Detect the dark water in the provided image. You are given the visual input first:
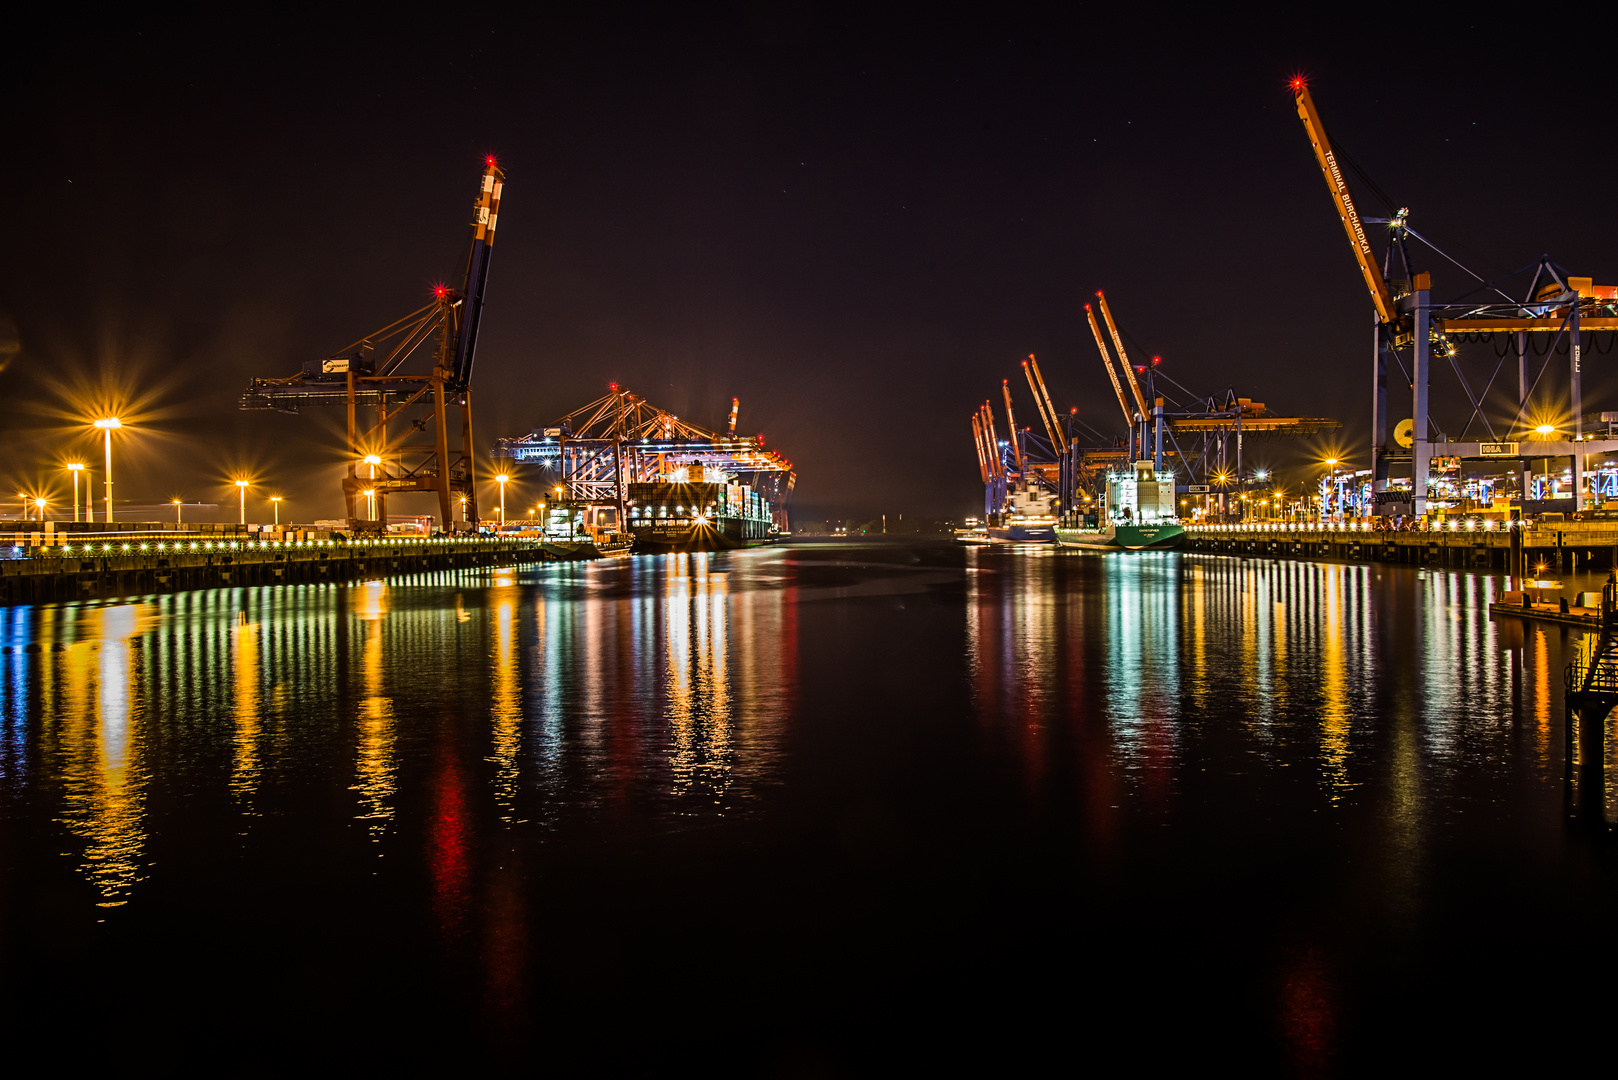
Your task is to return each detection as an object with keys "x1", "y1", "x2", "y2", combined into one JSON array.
[{"x1": 1, "y1": 540, "x2": 1615, "y2": 1072}]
